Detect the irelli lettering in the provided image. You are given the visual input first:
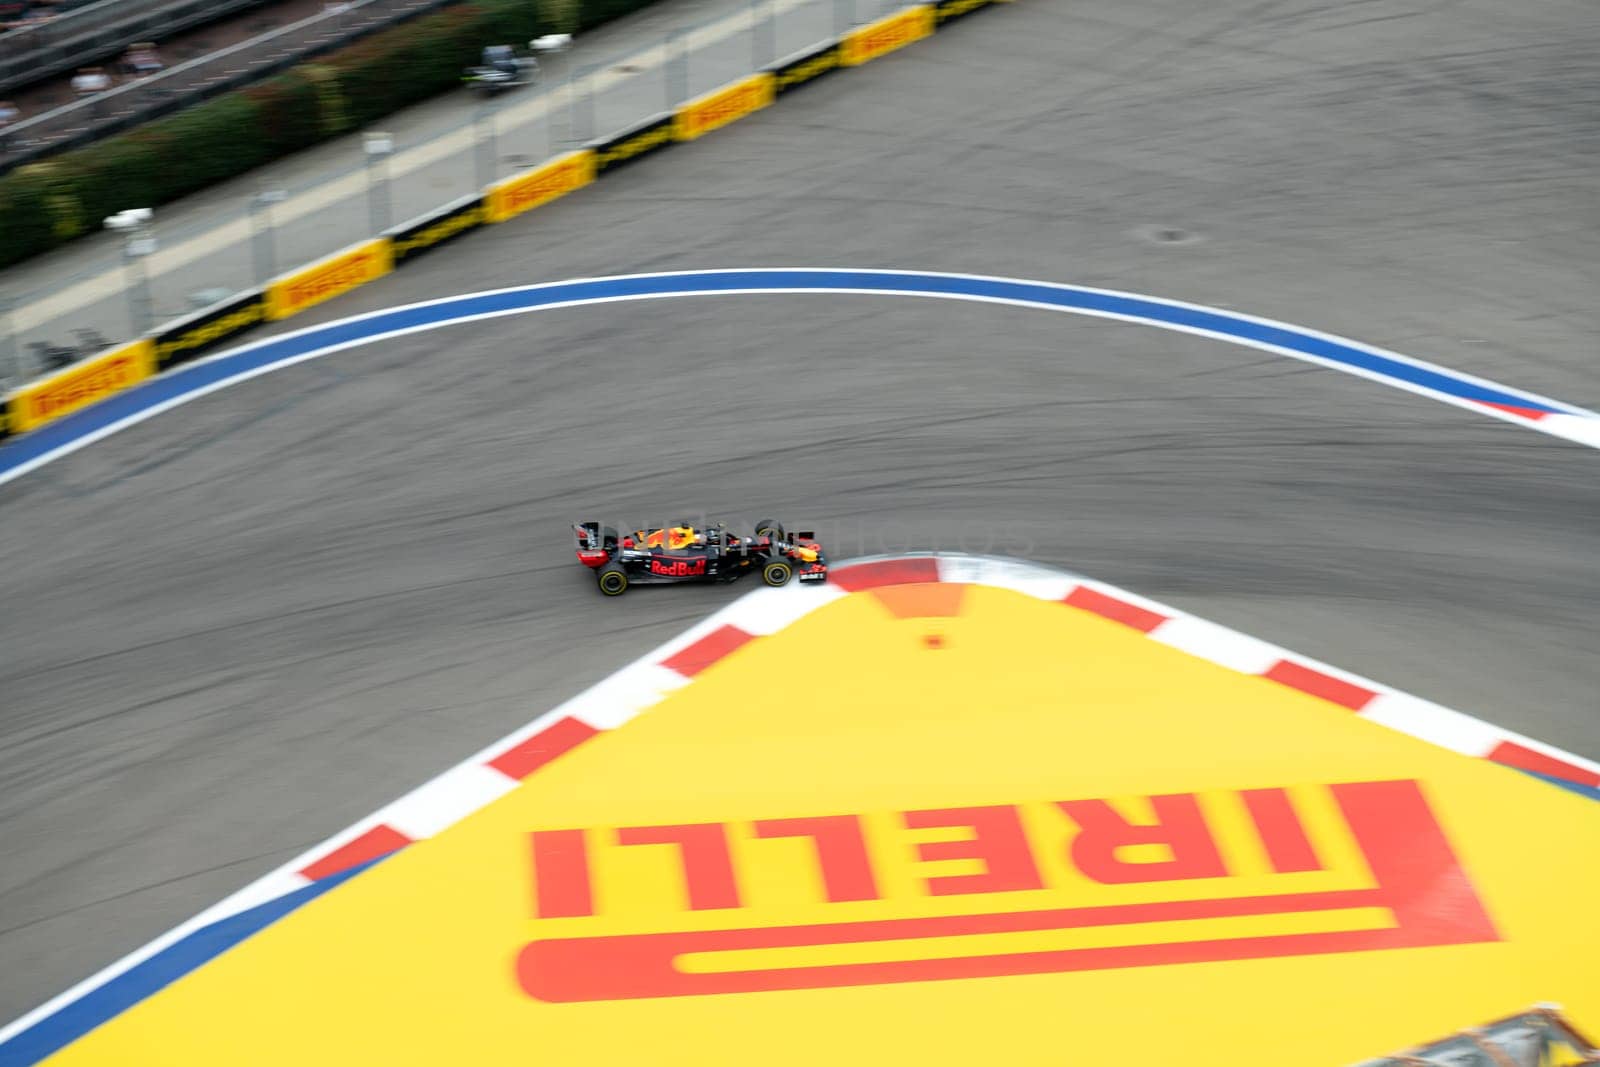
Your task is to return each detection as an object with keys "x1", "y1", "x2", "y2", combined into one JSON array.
[
  {"x1": 27, "y1": 353, "x2": 141, "y2": 421},
  {"x1": 517, "y1": 779, "x2": 1499, "y2": 1001}
]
